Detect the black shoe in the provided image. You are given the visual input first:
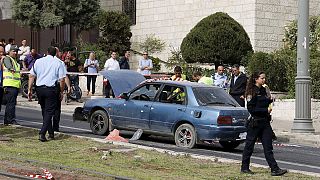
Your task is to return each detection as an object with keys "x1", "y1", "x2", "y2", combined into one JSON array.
[
  {"x1": 241, "y1": 169, "x2": 254, "y2": 174},
  {"x1": 53, "y1": 129, "x2": 60, "y2": 132},
  {"x1": 48, "y1": 134, "x2": 55, "y2": 140},
  {"x1": 39, "y1": 134, "x2": 47, "y2": 142},
  {"x1": 10, "y1": 121, "x2": 20, "y2": 125},
  {"x1": 271, "y1": 169, "x2": 287, "y2": 176}
]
